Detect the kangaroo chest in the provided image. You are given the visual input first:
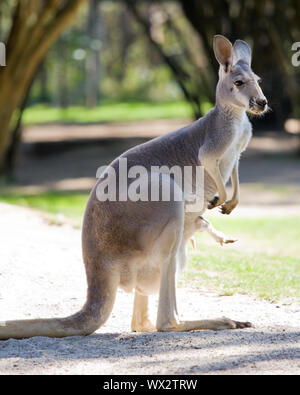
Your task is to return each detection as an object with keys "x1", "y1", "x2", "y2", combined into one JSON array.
[{"x1": 219, "y1": 119, "x2": 251, "y2": 183}]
